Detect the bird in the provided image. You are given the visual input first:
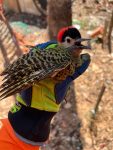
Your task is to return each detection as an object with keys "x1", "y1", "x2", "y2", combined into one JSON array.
[{"x1": 0, "y1": 27, "x2": 91, "y2": 100}]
